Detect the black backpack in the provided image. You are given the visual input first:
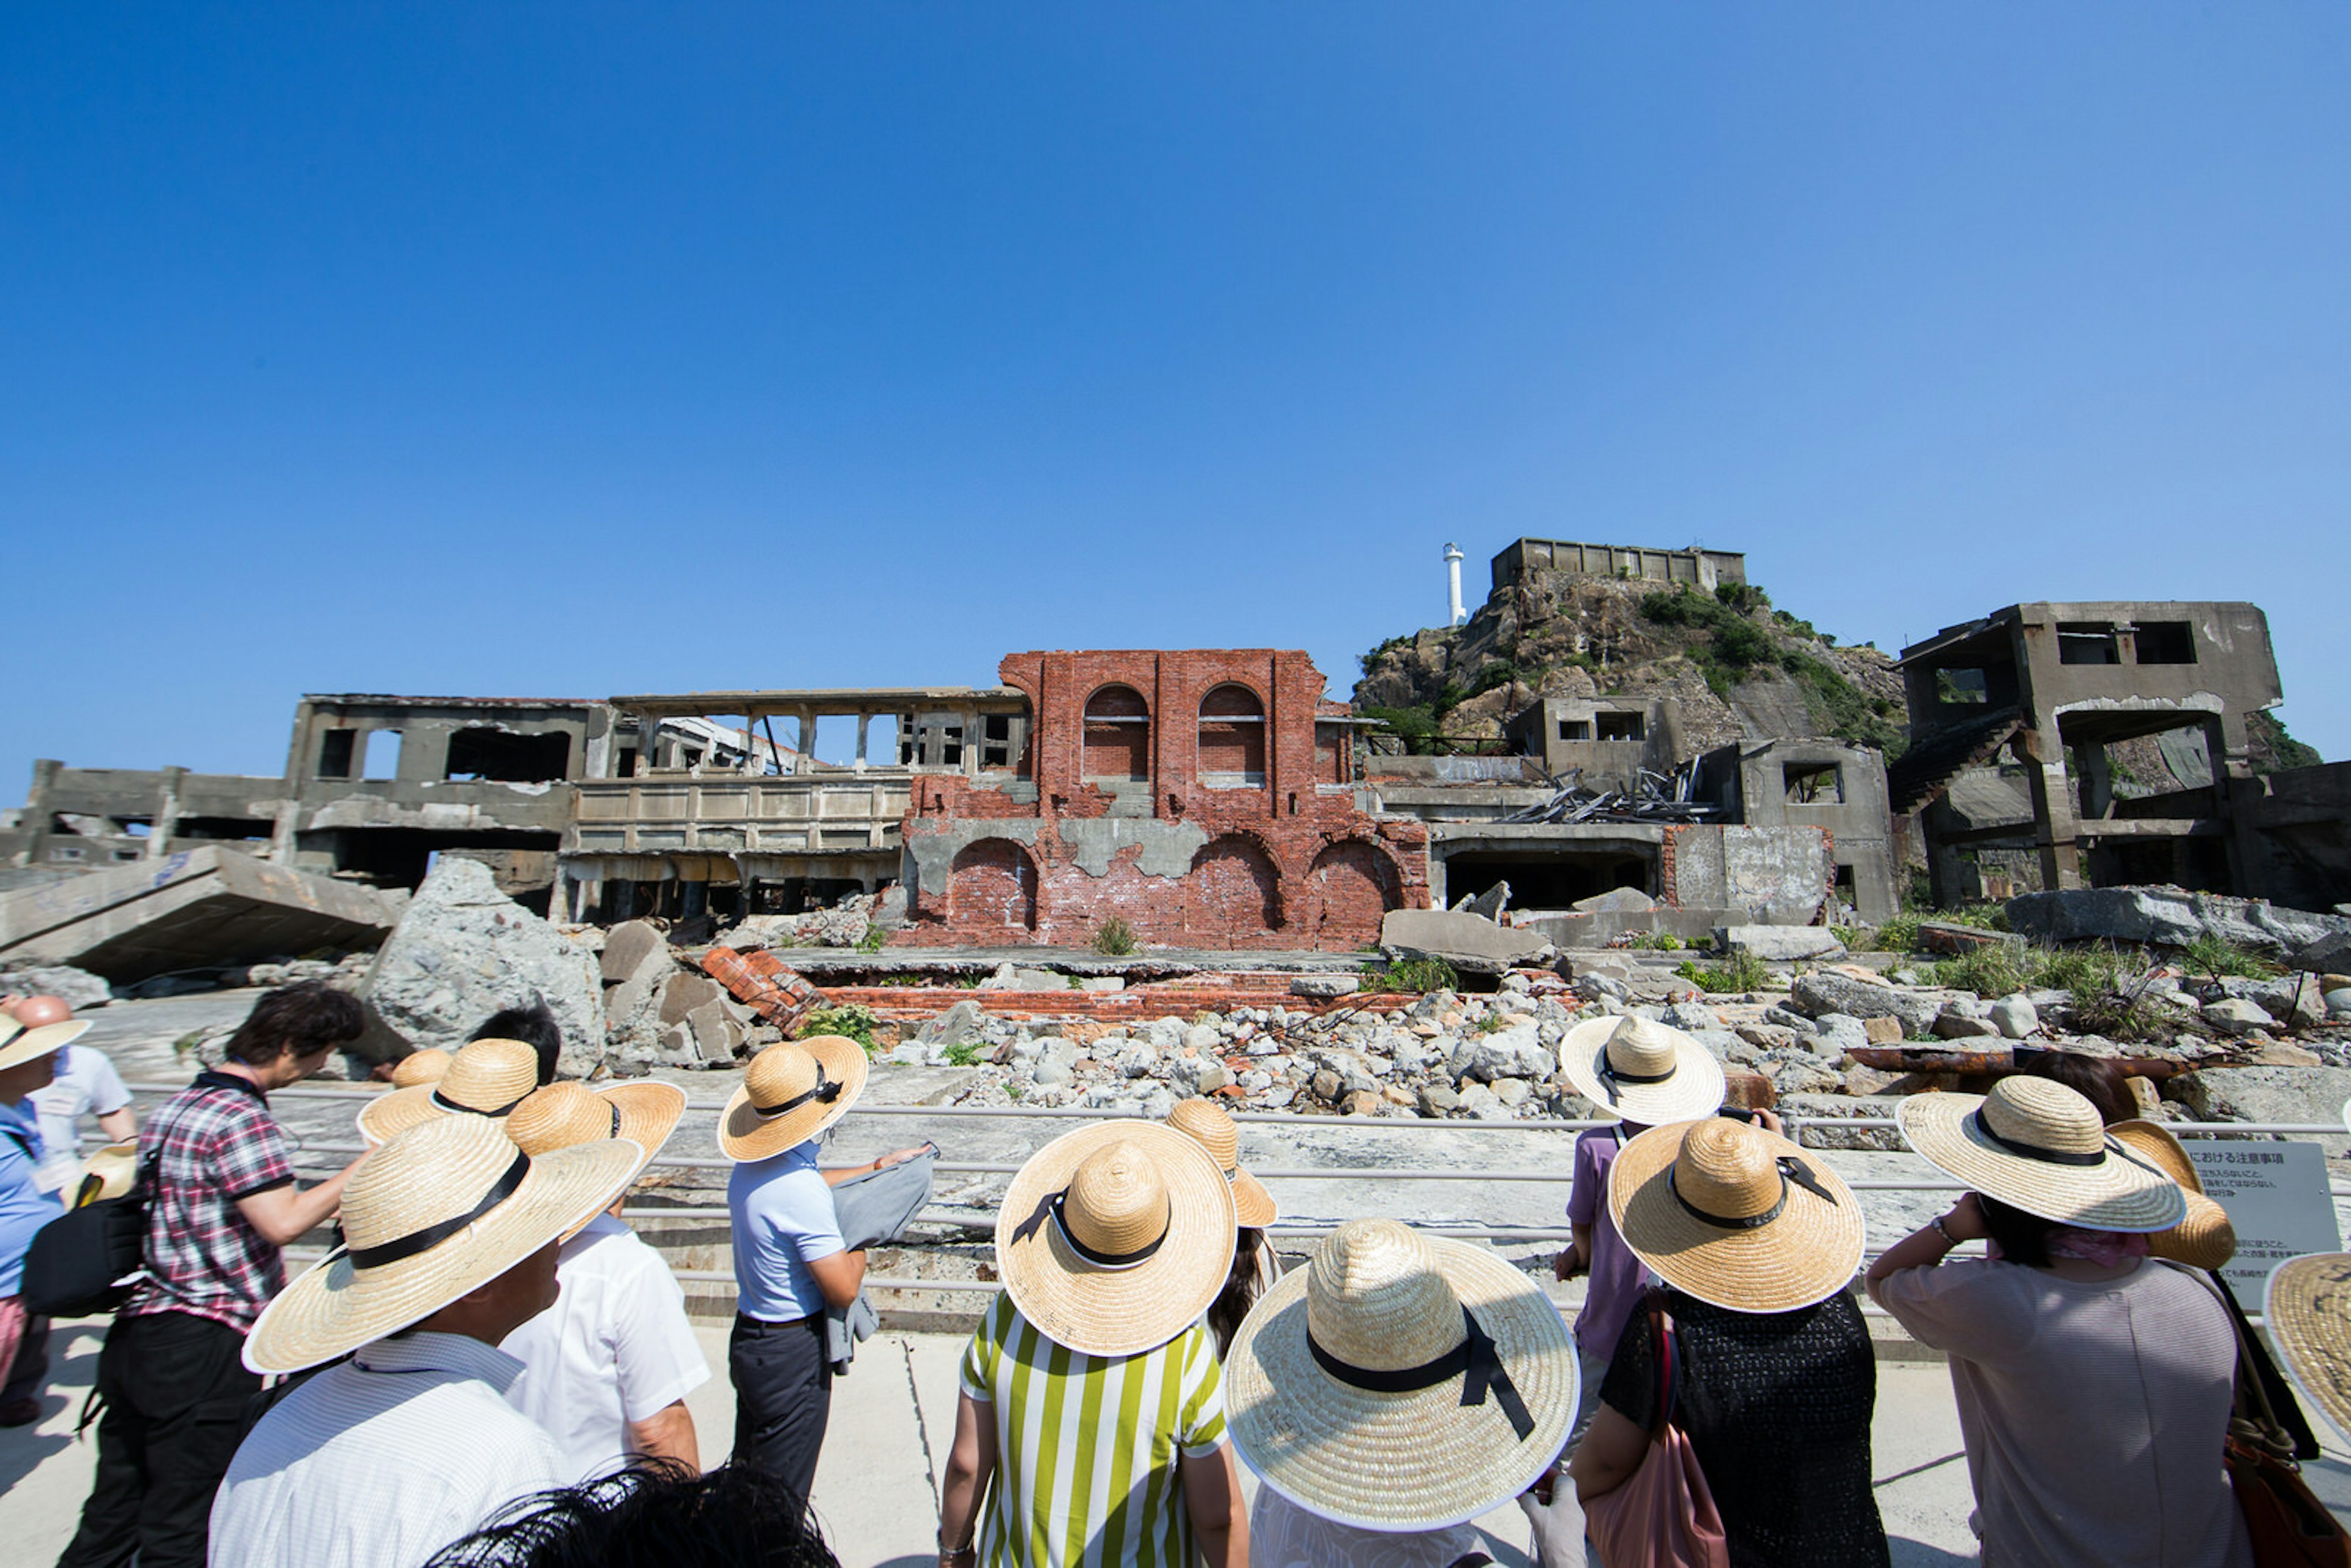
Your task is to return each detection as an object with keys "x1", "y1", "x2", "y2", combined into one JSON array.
[{"x1": 20, "y1": 1147, "x2": 156, "y2": 1318}]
